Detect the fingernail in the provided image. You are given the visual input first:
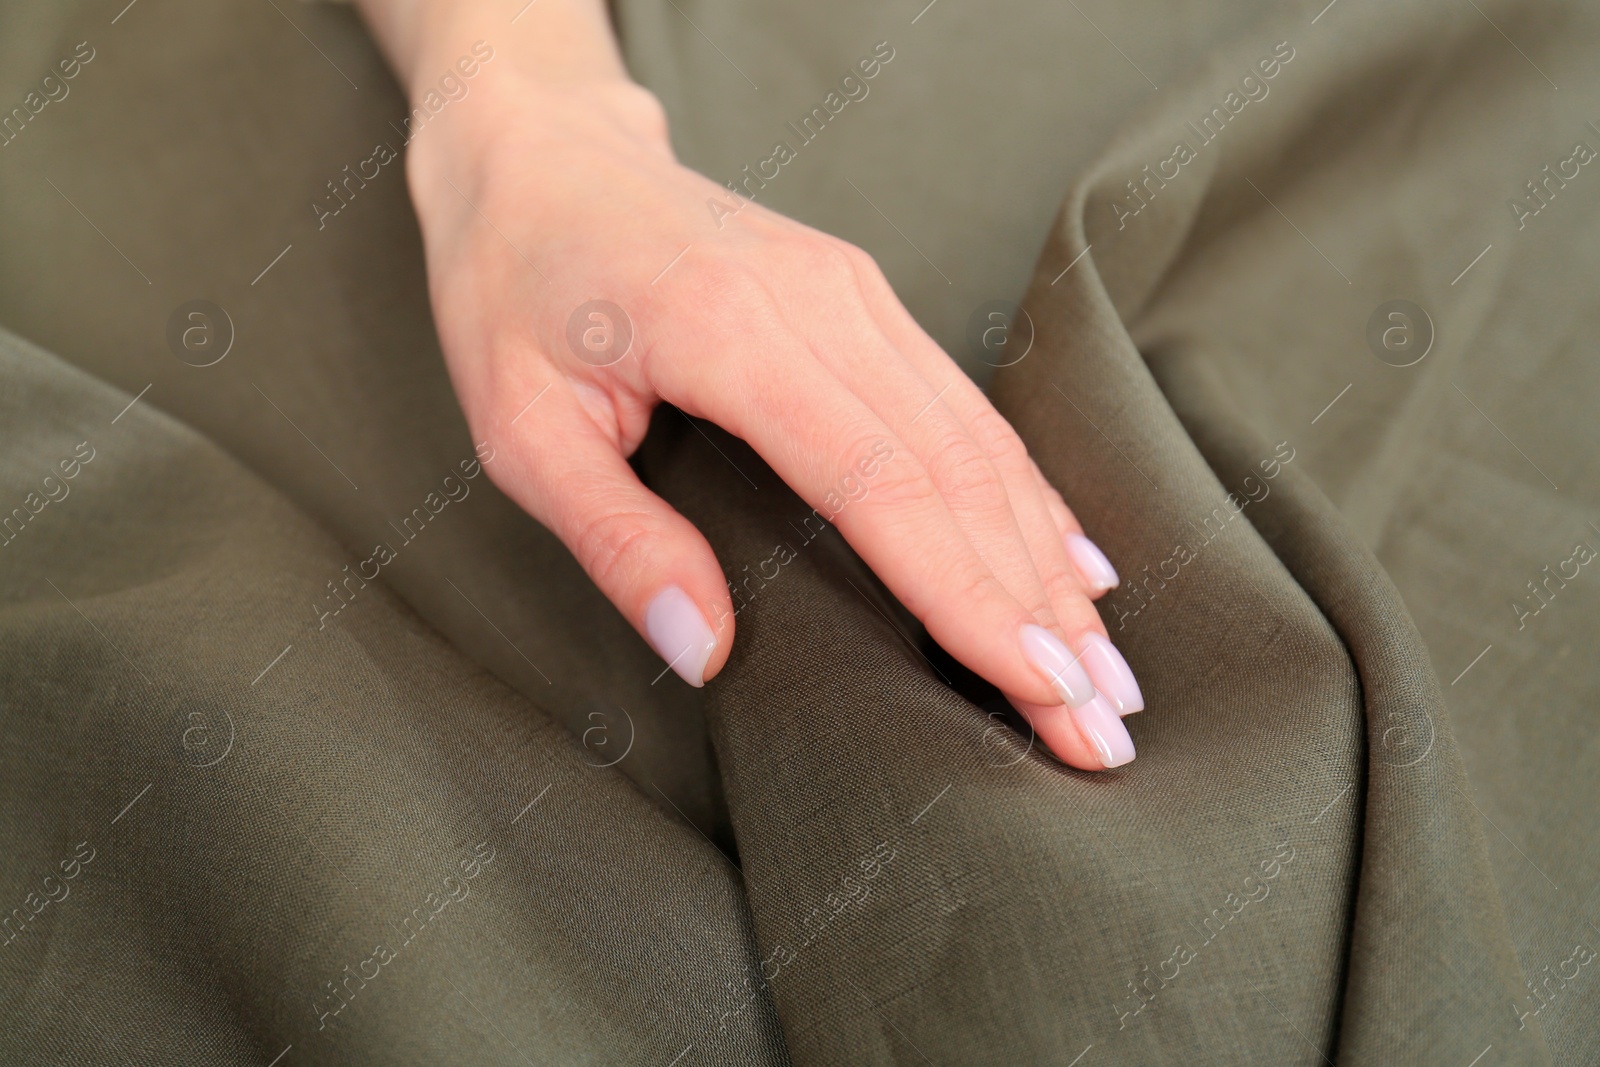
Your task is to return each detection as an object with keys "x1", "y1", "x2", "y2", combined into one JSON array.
[
  {"x1": 645, "y1": 586, "x2": 717, "y2": 687},
  {"x1": 1019, "y1": 623, "x2": 1095, "y2": 707},
  {"x1": 1065, "y1": 533, "x2": 1119, "y2": 593},
  {"x1": 1076, "y1": 632, "x2": 1144, "y2": 715},
  {"x1": 1072, "y1": 693, "x2": 1137, "y2": 768}
]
